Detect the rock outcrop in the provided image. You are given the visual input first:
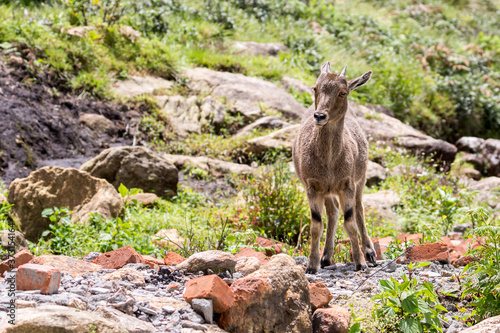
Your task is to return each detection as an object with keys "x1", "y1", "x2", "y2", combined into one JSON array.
[
  {"x1": 8, "y1": 166, "x2": 123, "y2": 241},
  {"x1": 219, "y1": 254, "x2": 312, "y2": 333},
  {"x1": 184, "y1": 68, "x2": 306, "y2": 119},
  {"x1": 230, "y1": 41, "x2": 289, "y2": 56},
  {"x1": 80, "y1": 146, "x2": 178, "y2": 198},
  {"x1": 163, "y1": 154, "x2": 254, "y2": 178}
]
